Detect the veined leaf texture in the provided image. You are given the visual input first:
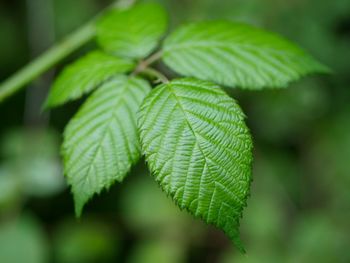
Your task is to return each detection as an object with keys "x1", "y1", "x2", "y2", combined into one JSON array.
[
  {"x1": 63, "y1": 76, "x2": 150, "y2": 216},
  {"x1": 97, "y1": 3, "x2": 168, "y2": 59},
  {"x1": 138, "y1": 78, "x2": 253, "y2": 251},
  {"x1": 46, "y1": 51, "x2": 134, "y2": 107},
  {"x1": 163, "y1": 21, "x2": 329, "y2": 89},
  {"x1": 42, "y1": 2, "x2": 329, "y2": 251}
]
